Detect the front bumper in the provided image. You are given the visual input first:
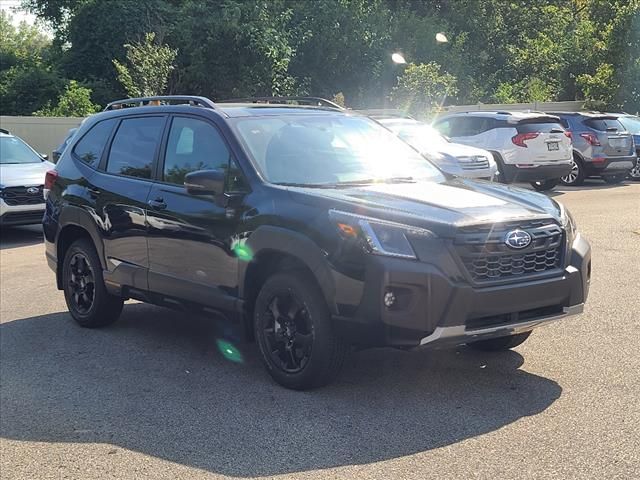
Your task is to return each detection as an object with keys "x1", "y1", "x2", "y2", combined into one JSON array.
[
  {"x1": 501, "y1": 163, "x2": 573, "y2": 183},
  {"x1": 332, "y1": 233, "x2": 591, "y2": 348},
  {"x1": 0, "y1": 199, "x2": 45, "y2": 226}
]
